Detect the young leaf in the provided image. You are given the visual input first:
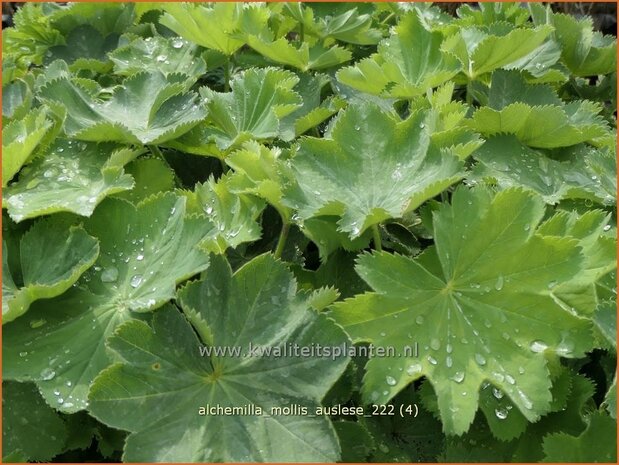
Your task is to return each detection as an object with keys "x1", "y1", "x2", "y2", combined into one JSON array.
[
  {"x1": 195, "y1": 175, "x2": 266, "y2": 254},
  {"x1": 113, "y1": 157, "x2": 176, "y2": 204},
  {"x1": 3, "y1": 382, "x2": 69, "y2": 462},
  {"x1": 285, "y1": 103, "x2": 463, "y2": 238},
  {"x1": 44, "y1": 25, "x2": 117, "y2": 73},
  {"x1": 226, "y1": 141, "x2": 293, "y2": 221},
  {"x1": 160, "y1": 3, "x2": 270, "y2": 56},
  {"x1": 3, "y1": 194, "x2": 210, "y2": 414},
  {"x1": 471, "y1": 135, "x2": 603, "y2": 204},
  {"x1": 337, "y1": 11, "x2": 460, "y2": 98},
  {"x1": 441, "y1": 24, "x2": 553, "y2": 78},
  {"x1": 331, "y1": 187, "x2": 593, "y2": 435},
  {"x1": 2, "y1": 107, "x2": 54, "y2": 187},
  {"x1": 467, "y1": 70, "x2": 610, "y2": 148},
  {"x1": 542, "y1": 412, "x2": 617, "y2": 462},
  {"x1": 172, "y1": 68, "x2": 302, "y2": 153},
  {"x1": 550, "y1": 12, "x2": 617, "y2": 77},
  {"x1": 89, "y1": 255, "x2": 350, "y2": 462},
  {"x1": 39, "y1": 69, "x2": 206, "y2": 145},
  {"x1": 4, "y1": 141, "x2": 143, "y2": 222},
  {"x1": 246, "y1": 35, "x2": 352, "y2": 72},
  {"x1": 3, "y1": 220, "x2": 99, "y2": 324},
  {"x1": 3, "y1": 77, "x2": 33, "y2": 122}
]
